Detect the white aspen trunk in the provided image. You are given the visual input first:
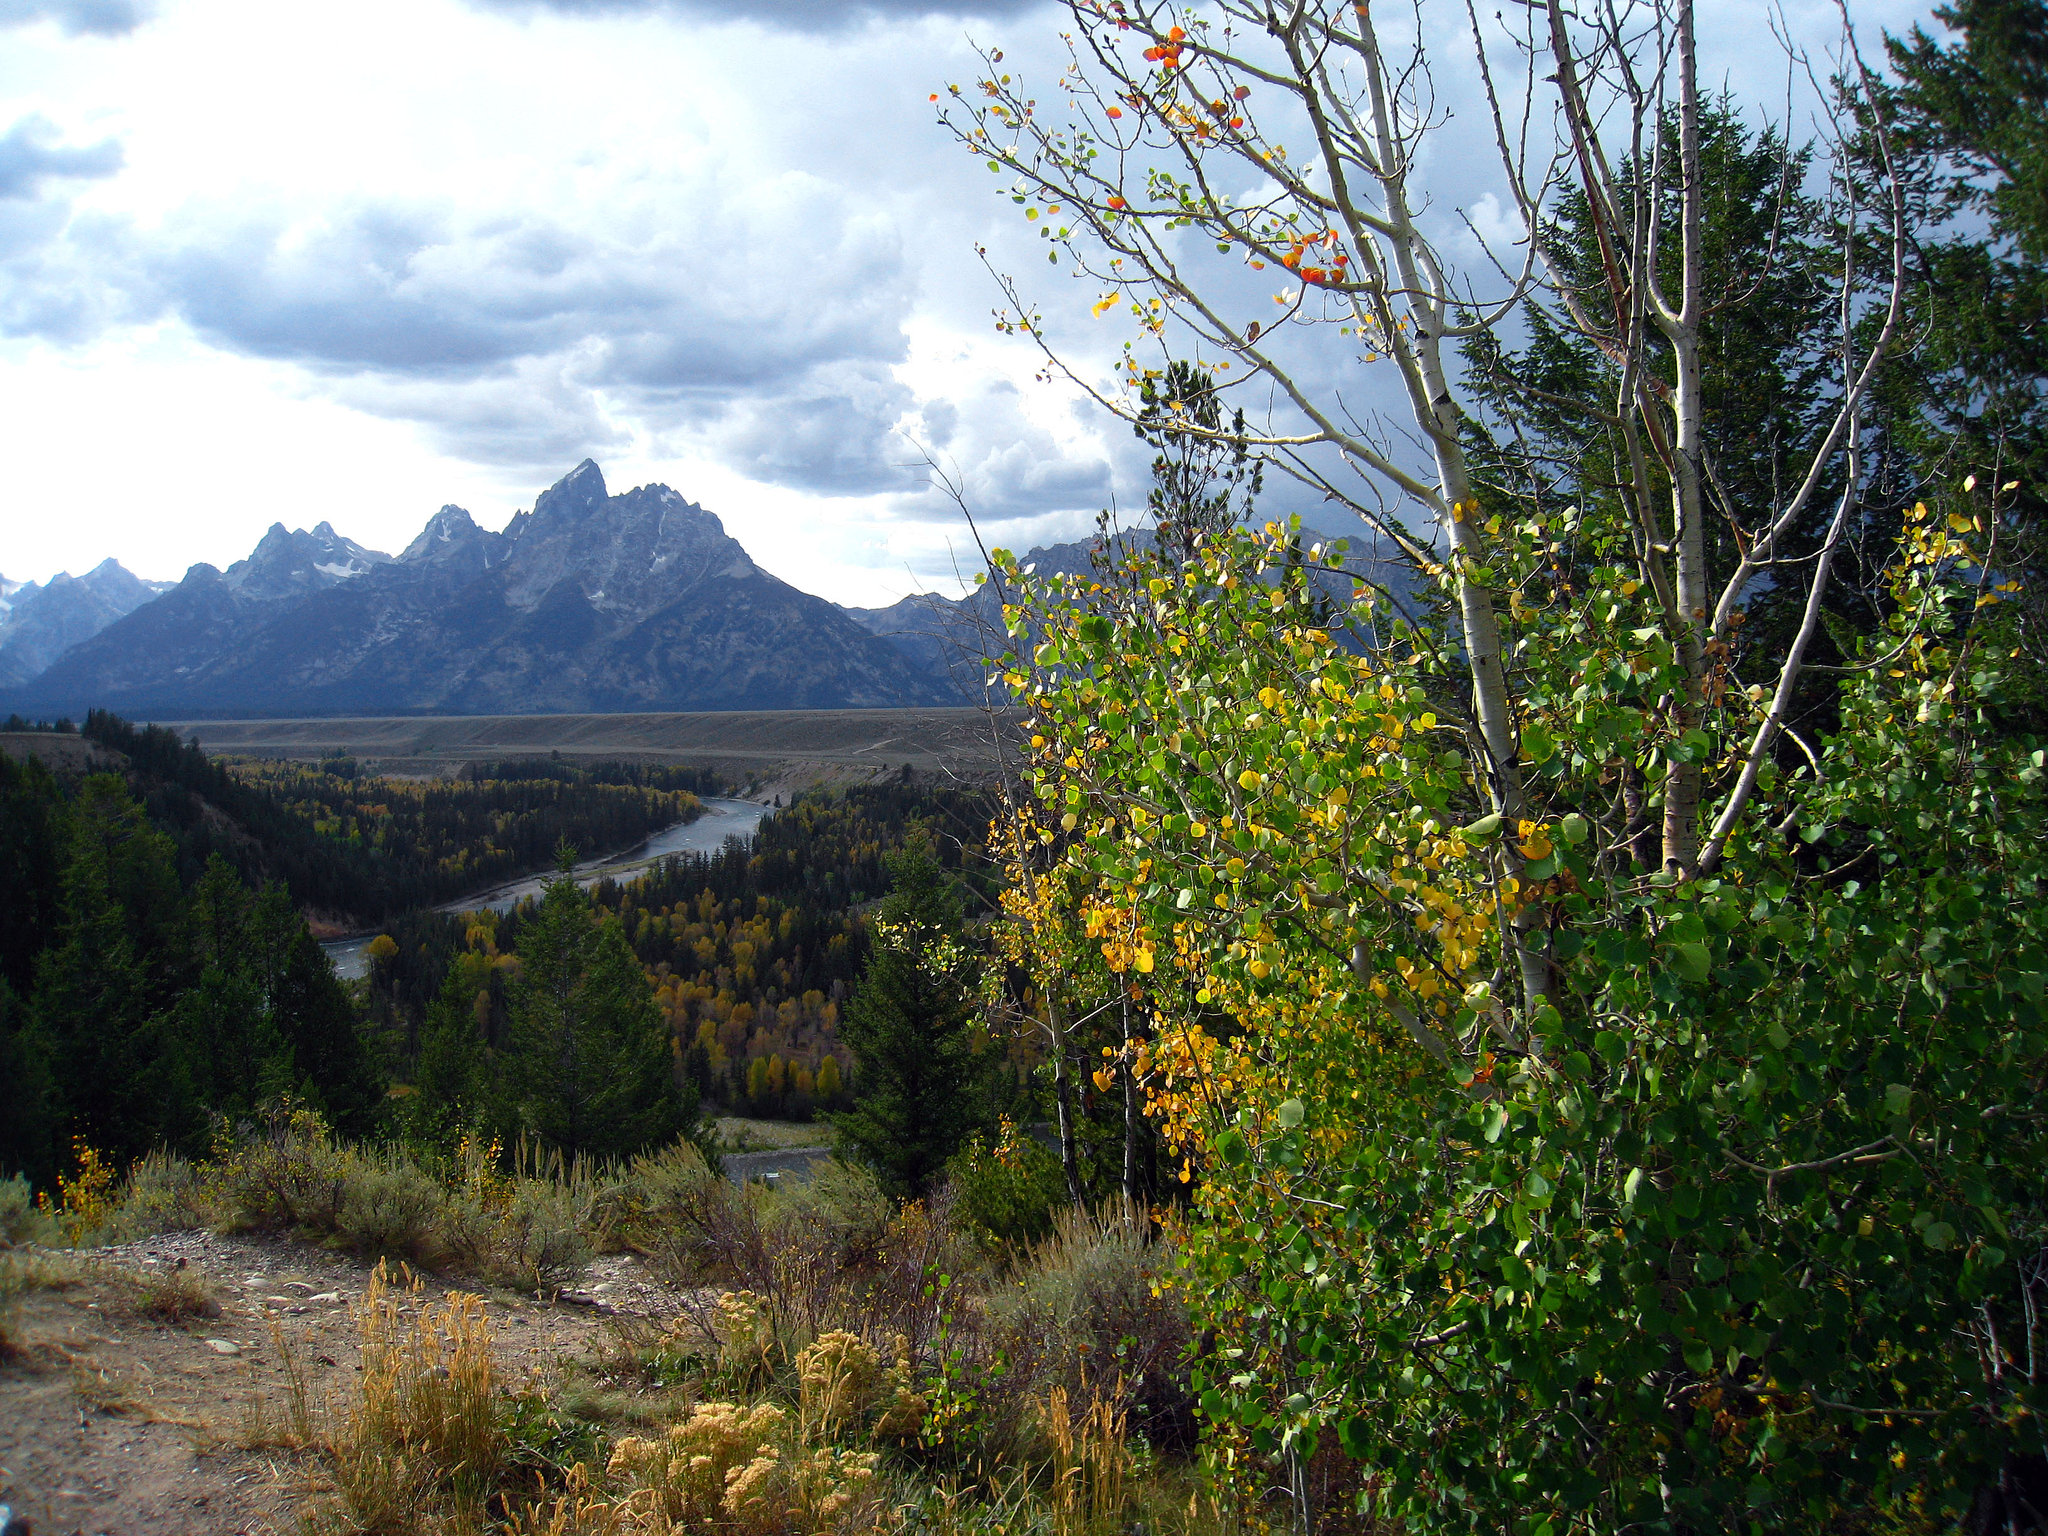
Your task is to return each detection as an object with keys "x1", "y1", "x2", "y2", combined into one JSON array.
[{"x1": 1659, "y1": 0, "x2": 1710, "y2": 874}]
